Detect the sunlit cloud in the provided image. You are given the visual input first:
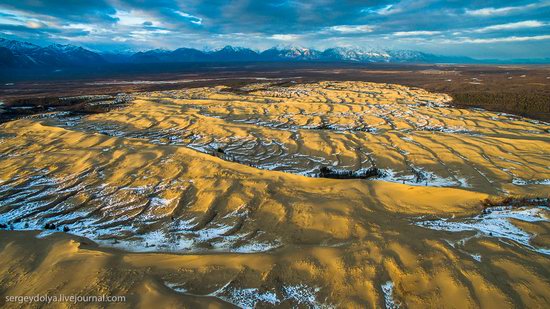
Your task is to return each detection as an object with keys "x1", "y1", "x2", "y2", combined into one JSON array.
[
  {"x1": 0, "y1": 8, "x2": 53, "y2": 29},
  {"x1": 328, "y1": 25, "x2": 374, "y2": 33},
  {"x1": 362, "y1": 4, "x2": 401, "y2": 16},
  {"x1": 112, "y1": 10, "x2": 161, "y2": 27},
  {"x1": 393, "y1": 31, "x2": 442, "y2": 37},
  {"x1": 473, "y1": 20, "x2": 547, "y2": 32},
  {"x1": 458, "y1": 34, "x2": 550, "y2": 43},
  {"x1": 25, "y1": 21, "x2": 43, "y2": 29},
  {"x1": 174, "y1": 10, "x2": 202, "y2": 25},
  {"x1": 465, "y1": 2, "x2": 550, "y2": 16},
  {"x1": 129, "y1": 29, "x2": 172, "y2": 41},
  {"x1": 270, "y1": 34, "x2": 302, "y2": 41}
]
